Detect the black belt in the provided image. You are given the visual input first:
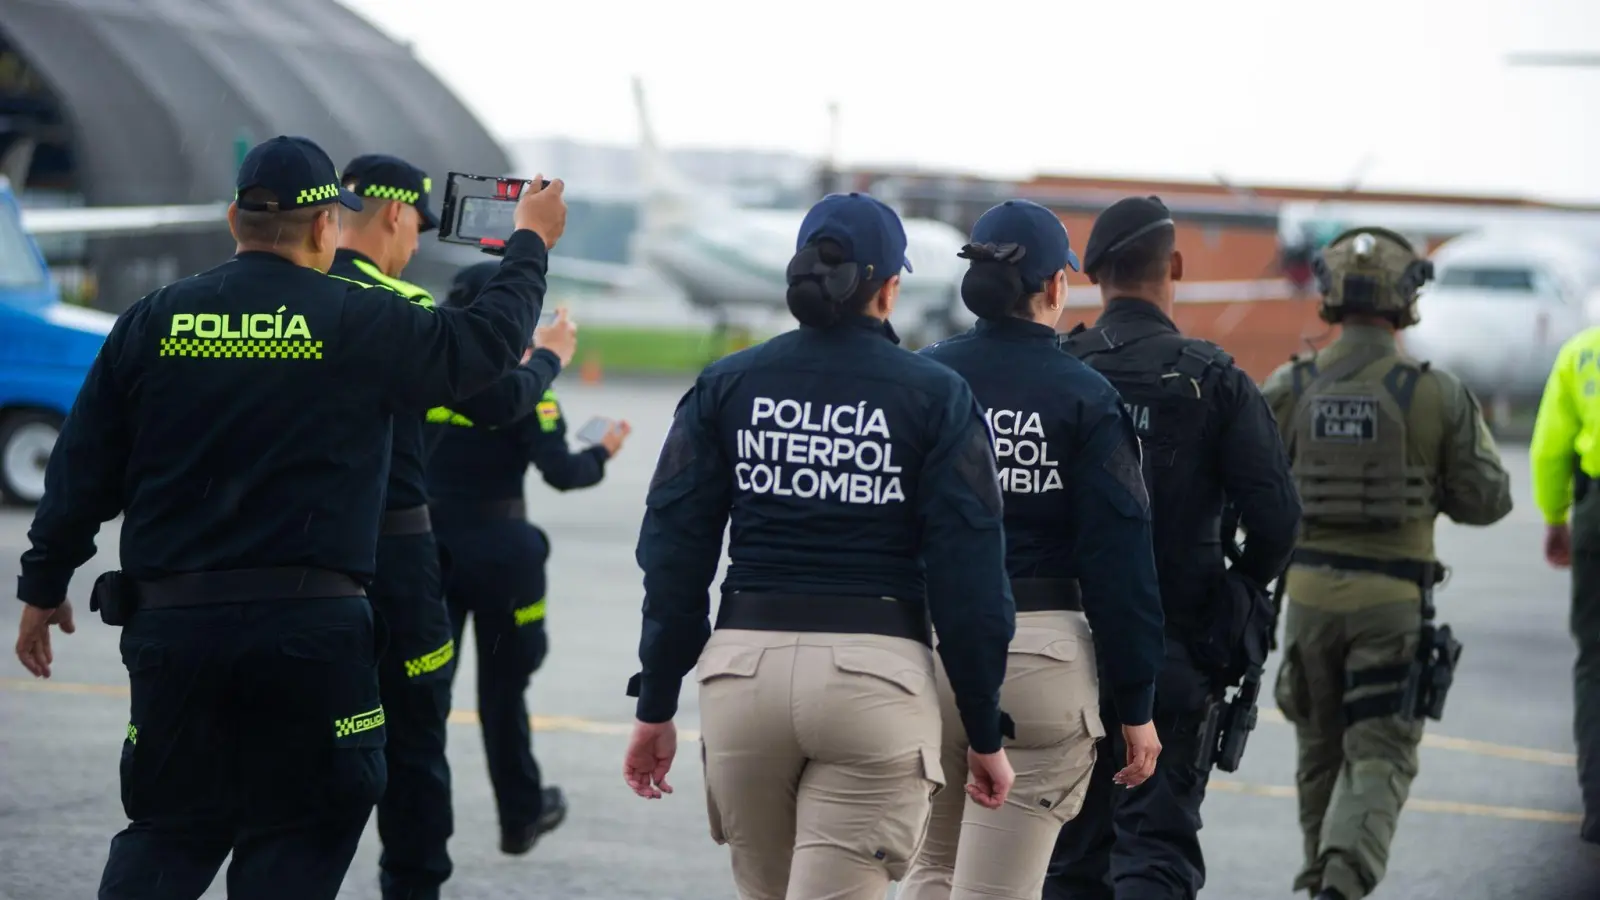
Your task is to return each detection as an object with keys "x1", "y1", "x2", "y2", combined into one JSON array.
[
  {"x1": 1011, "y1": 578, "x2": 1082, "y2": 613},
  {"x1": 715, "y1": 591, "x2": 932, "y2": 647},
  {"x1": 431, "y1": 498, "x2": 526, "y2": 522},
  {"x1": 1291, "y1": 548, "x2": 1443, "y2": 590},
  {"x1": 381, "y1": 505, "x2": 432, "y2": 536},
  {"x1": 136, "y1": 567, "x2": 365, "y2": 611}
]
